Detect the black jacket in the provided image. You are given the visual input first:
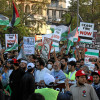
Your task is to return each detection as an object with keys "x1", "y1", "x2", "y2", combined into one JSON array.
[
  {"x1": 20, "y1": 72, "x2": 35, "y2": 100},
  {"x1": 9, "y1": 68, "x2": 25, "y2": 100}
]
